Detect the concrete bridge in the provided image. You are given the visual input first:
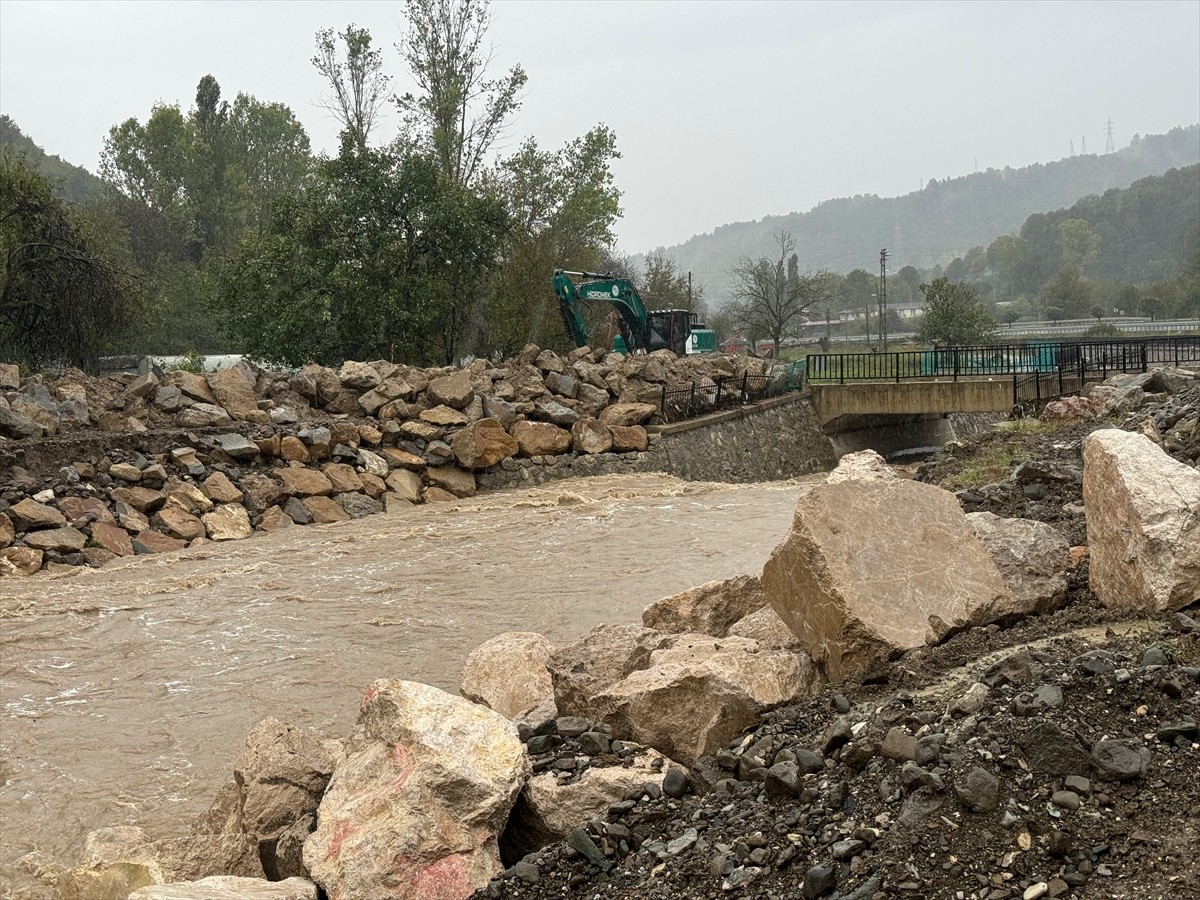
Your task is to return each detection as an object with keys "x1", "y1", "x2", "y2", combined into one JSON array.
[{"x1": 803, "y1": 335, "x2": 1200, "y2": 455}]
